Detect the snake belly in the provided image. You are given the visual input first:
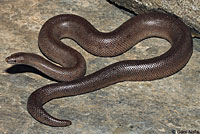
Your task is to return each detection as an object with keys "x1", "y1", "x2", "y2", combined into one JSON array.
[{"x1": 6, "y1": 12, "x2": 193, "y2": 127}]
